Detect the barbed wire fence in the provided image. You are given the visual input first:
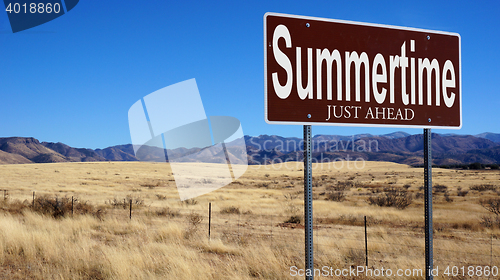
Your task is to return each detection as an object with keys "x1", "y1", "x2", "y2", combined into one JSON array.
[{"x1": 1, "y1": 188, "x2": 500, "y2": 274}]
